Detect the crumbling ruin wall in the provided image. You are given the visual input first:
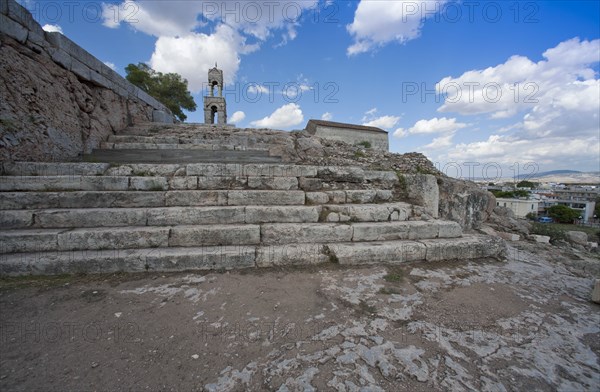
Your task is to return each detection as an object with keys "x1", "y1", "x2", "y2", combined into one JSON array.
[{"x1": 0, "y1": 0, "x2": 172, "y2": 162}]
